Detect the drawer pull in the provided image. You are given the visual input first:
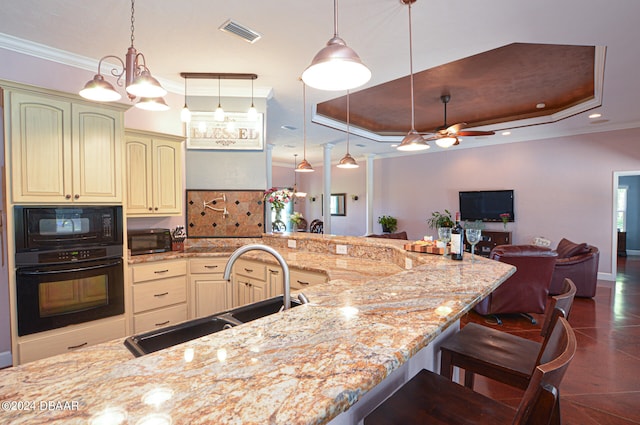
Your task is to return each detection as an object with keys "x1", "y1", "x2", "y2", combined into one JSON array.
[
  {"x1": 155, "y1": 320, "x2": 170, "y2": 327},
  {"x1": 297, "y1": 280, "x2": 310, "y2": 286},
  {"x1": 154, "y1": 292, "x2": 169, "y2": 297},
  {"x1": 154, "y1": 269, "x2": 169, "y2": 274},
  {"x1": 244, "y1": 268, "x2": 253, "y2": 273},
  {"x1": 204, "y1": 265, "x2": 219, "y2": 269},
  {"x1": 67, "y1": 342, "x2": 88, "y2": 350},
  {"x1": 269, "y1": 269, "x2": 279, "y2": 274}
]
